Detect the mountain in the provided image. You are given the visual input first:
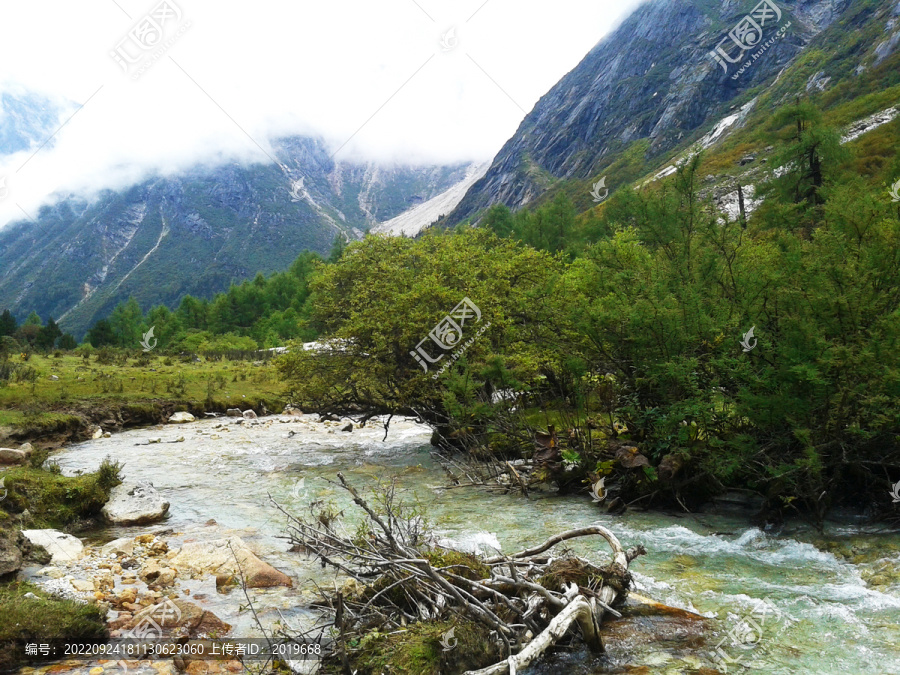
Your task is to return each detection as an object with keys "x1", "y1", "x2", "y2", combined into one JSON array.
[
  {"x1": 450, "y1": 0, "x2": 898, "y2": 221},
  {"x1": 0, "y1": 88, "x2": 75, "y2": 157},
  {"x1": 372, "y1": 162, "x2": 490, "y2": 237},
  {"x1": 0, "y1": 134, "x2": 473, "y2": 337}
]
